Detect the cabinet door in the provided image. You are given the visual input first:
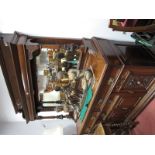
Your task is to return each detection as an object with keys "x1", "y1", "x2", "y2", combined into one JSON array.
[
  {"x1": 0, "y1": 37, "x2": 32, "y2": 122},
  {"x1": 0, "y1": 40, "x2": 21, "y2": 113},
  {"x1": 105, "y1": 93, "x2": 144, "y2": 122}
]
